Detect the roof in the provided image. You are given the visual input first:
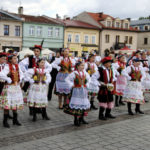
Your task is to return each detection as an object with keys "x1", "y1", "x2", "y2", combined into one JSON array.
[
  {"x1": 131, "y1": 19, "x2": 150, "y2": 26},
  {"x1": 60, "y1": 19, "x2": 99, "y2": 29},
  {"x1": 87, "y1": 12, "x2": 137, "y2": 31},
  {"x1": 11, "y1": 13, "x2": 61, "y2": 25}
]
